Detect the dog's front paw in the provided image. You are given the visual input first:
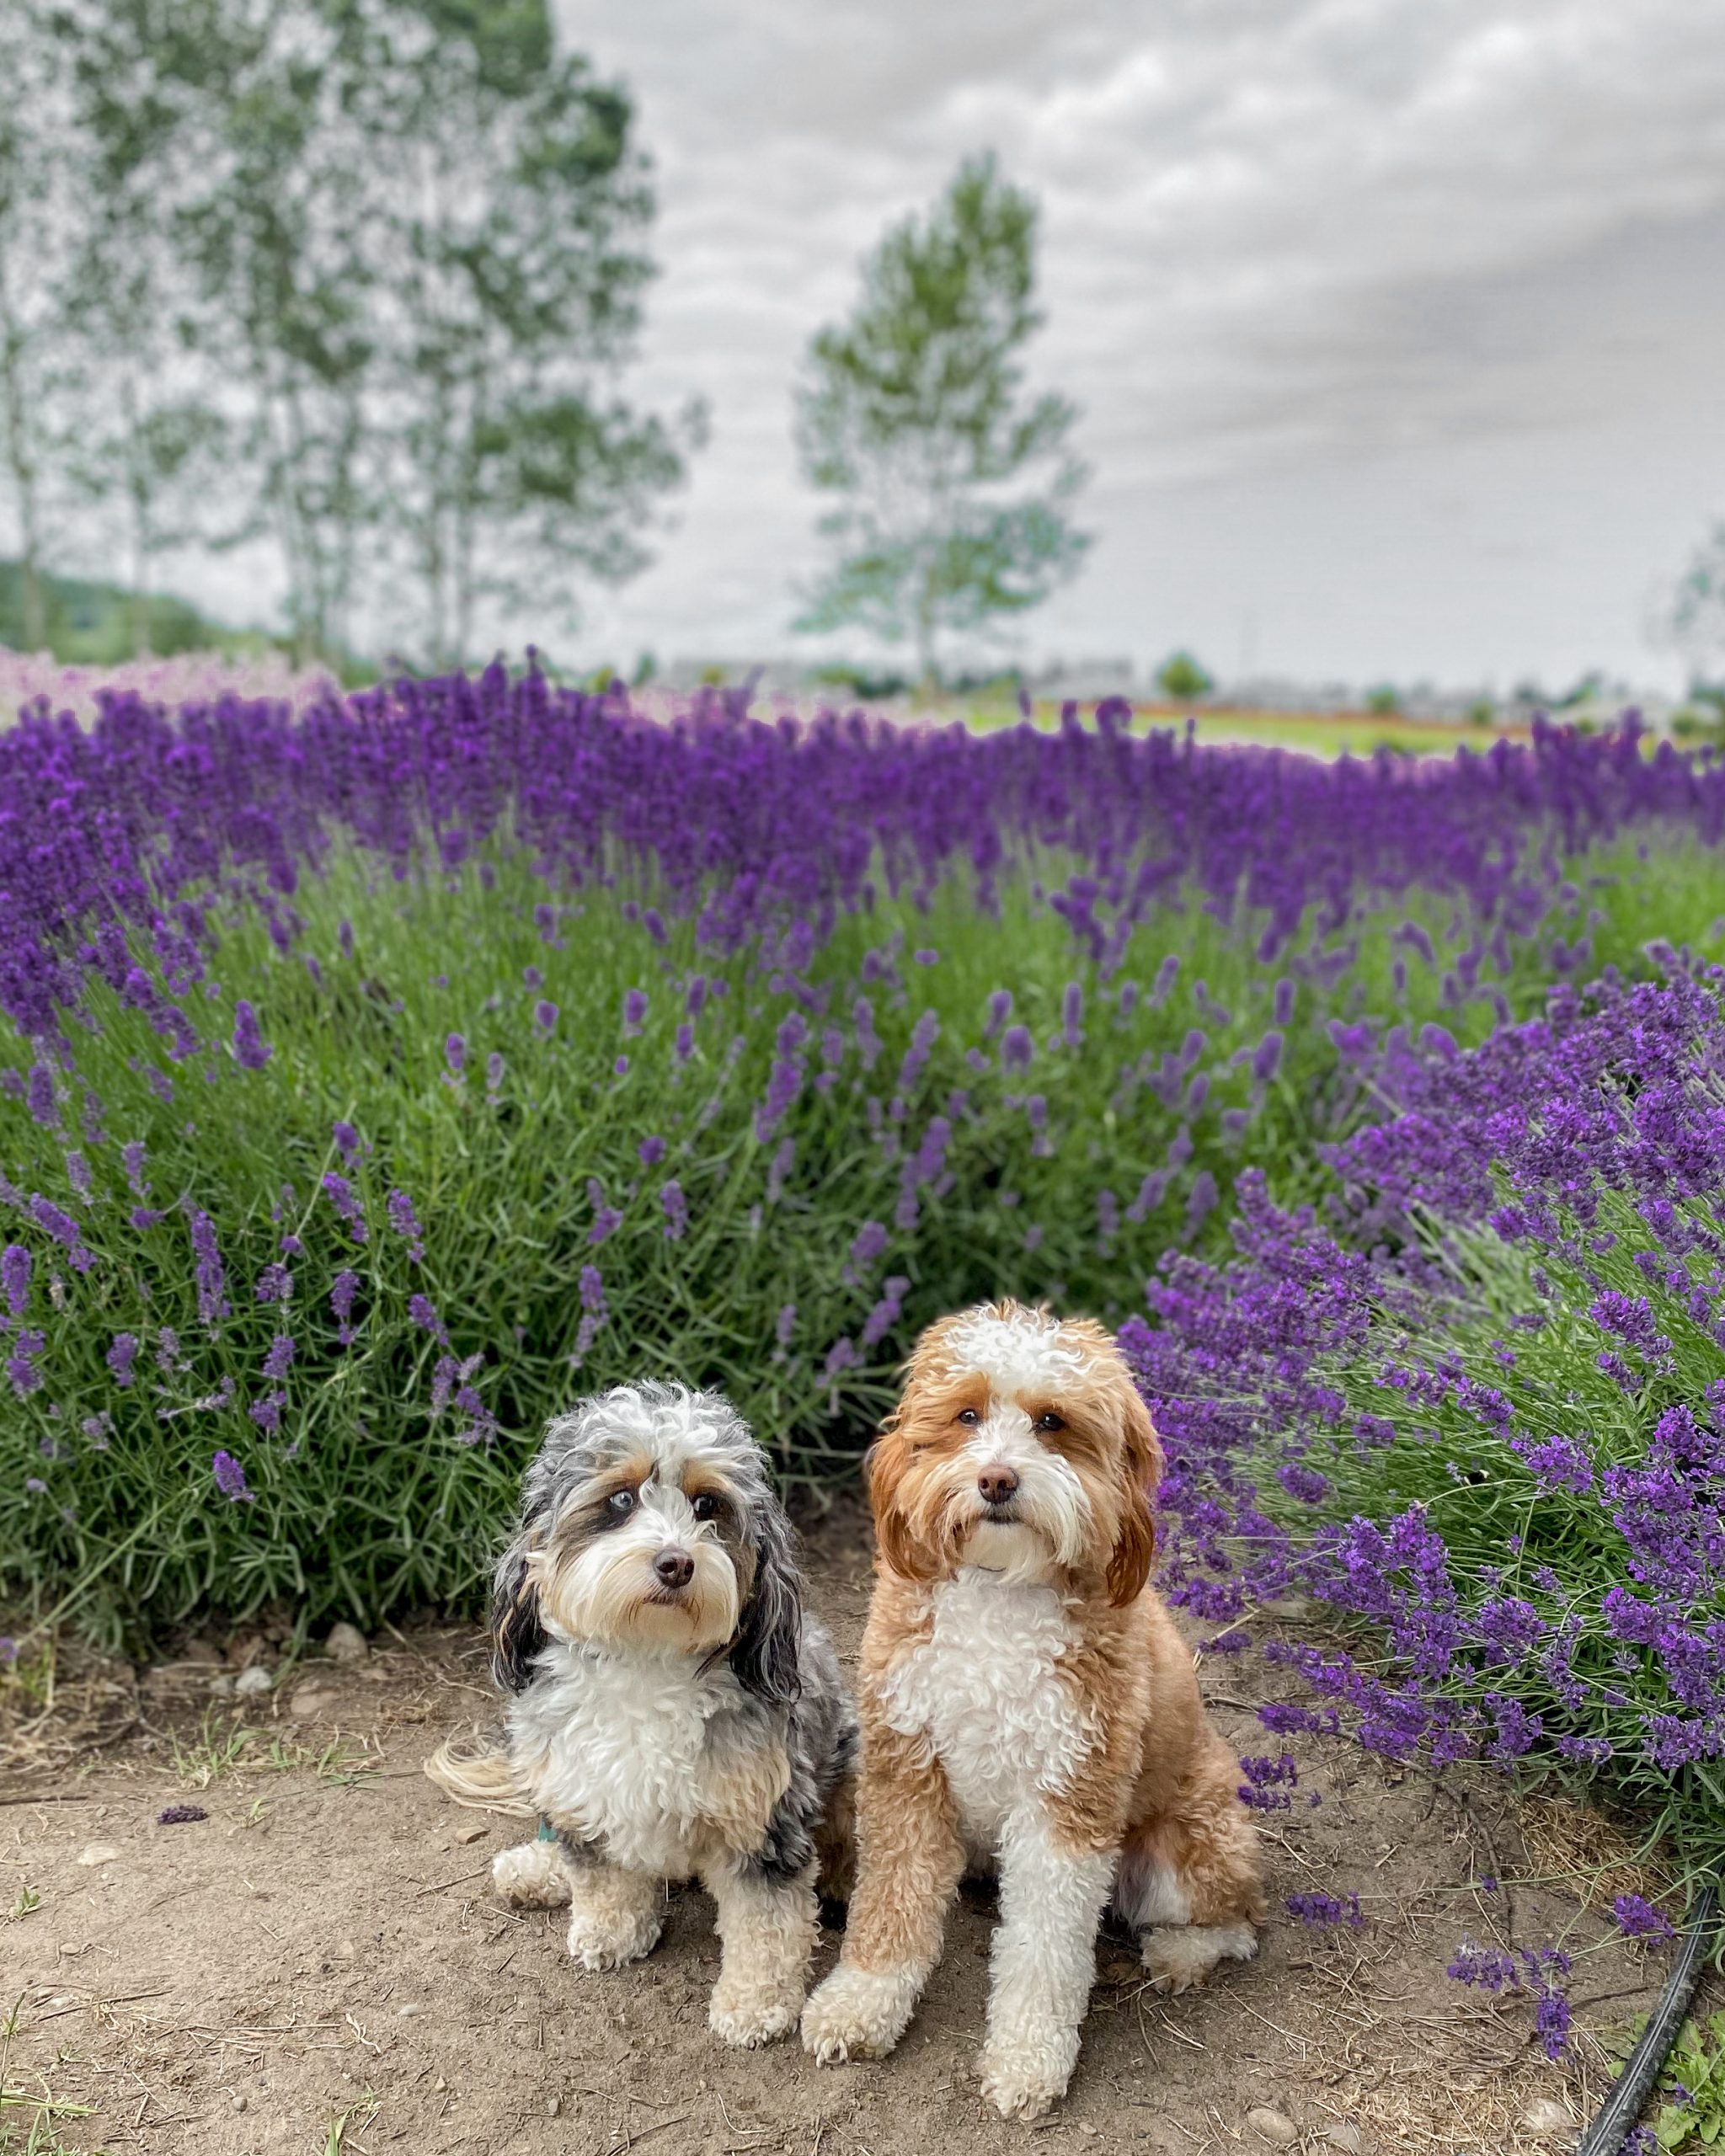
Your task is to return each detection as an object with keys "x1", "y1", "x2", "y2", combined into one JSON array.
[
  {"x1": 492, "y1": 1840, "x2": 570, "y2": 1908},
  {"x1": 566, "y1": 1897, "x2": 662, "y2": 1972},
  {"x1": 1141, "y1": 1920, "x2": 1258, "y2": 1996},
  {"x1": 800, "y1": 1962, "x2": 920, "y2": 2063},
  {"x1": 976, "y1": 2025, "x2": 1079, "y2": 2120},
  {"x1": 708, "y1": 1969, "x2": 804, "y2": 2050}
]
